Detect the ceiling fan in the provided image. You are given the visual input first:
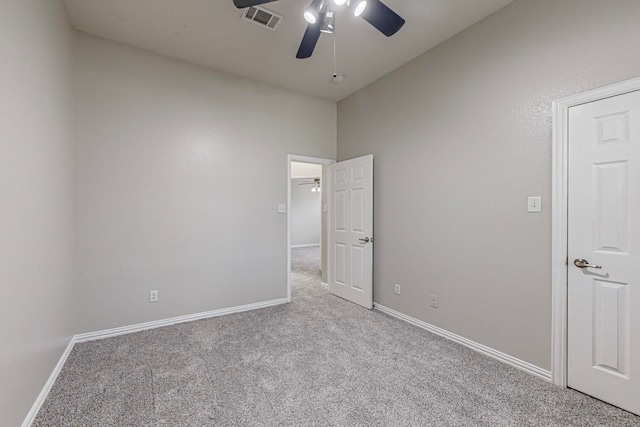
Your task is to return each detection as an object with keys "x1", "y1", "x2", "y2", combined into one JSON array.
[
  {"x1": 233, "y1": 0, "x2": 405, "y2": 59},
  {"x1": 298, "y1": 178, "x2": 322, "y2": 192}
]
